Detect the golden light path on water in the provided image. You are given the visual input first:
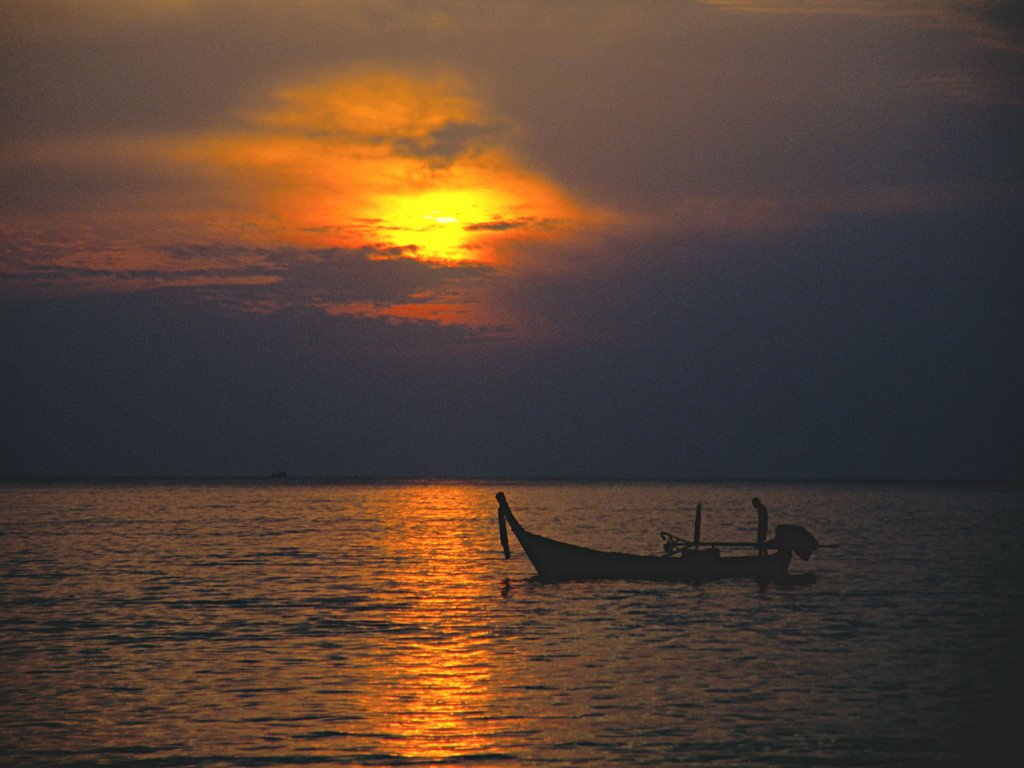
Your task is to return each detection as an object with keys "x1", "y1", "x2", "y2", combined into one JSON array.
[{"x1": 345, "y1": 484, "x2": 502, "y2": 762}]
